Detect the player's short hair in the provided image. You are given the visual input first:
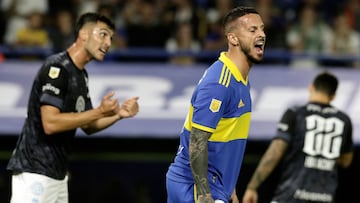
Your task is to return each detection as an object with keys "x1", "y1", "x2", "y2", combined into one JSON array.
[
  {"x1": 223, "y1": 6, "x2": 259, "y2": 34},
  {"x1": 313, "y1": 72, "x2": 338, "y2": 96},
  {"x1": 74, "y1": 12, "x2": 115, "y2": 38}
]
